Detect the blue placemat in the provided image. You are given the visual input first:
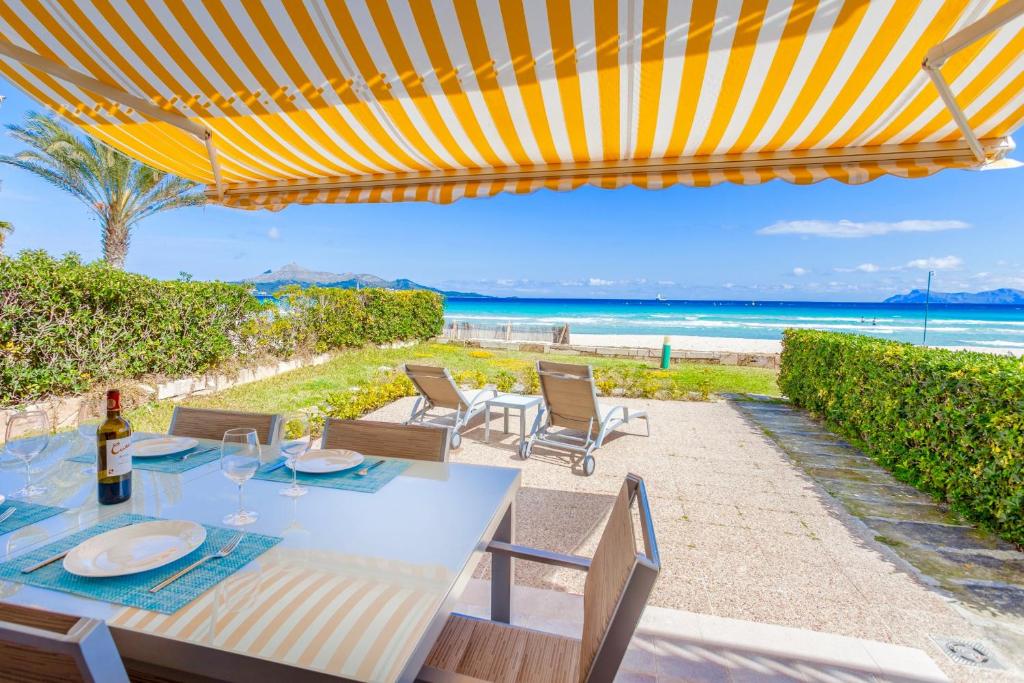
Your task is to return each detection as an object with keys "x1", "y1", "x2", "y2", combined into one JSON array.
[
  {"x1": 0, "y1": 514, "x2": 281, "y2": 614},
  {"x1": 69, "y1": 443, "x2": 220, "y2": 473},
  {"x1": 253, "y1": 457, "x2": 410, "y2": 493},
  {"x1": 0, "y1": 501, "x2": 66, "y2": 535}
]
